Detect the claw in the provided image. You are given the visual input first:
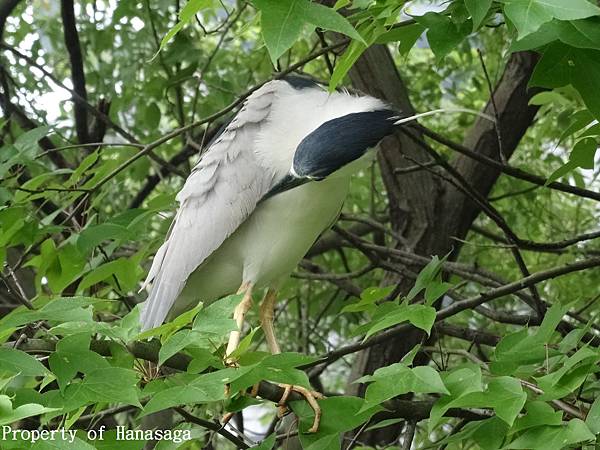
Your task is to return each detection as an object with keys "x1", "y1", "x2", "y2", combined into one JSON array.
[
  {"x1": 221, "y1": 412, "x2": 234, "y2": 426},
  {"x1": 277, "y1": 383, "x2": 324, "y2": 433},
  {"x1": 249, "y1": 383, "x2": 260, "y2": 398}
]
